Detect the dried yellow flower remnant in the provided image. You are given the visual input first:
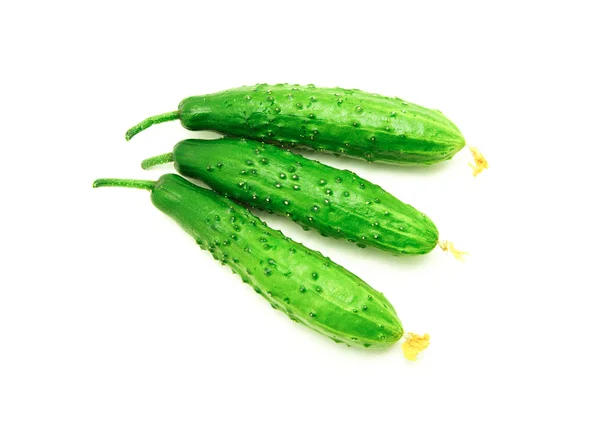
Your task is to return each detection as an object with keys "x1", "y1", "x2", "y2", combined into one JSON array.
[
  {"x1": 402, "y1": 333, "x2": 430, "y2": 361},
  {"x1": 468, "y1": 145, "x2": 488, "y2": 177},
  {"x1": 438, "y1": 240, "x2": 467, "y2": 261}
]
